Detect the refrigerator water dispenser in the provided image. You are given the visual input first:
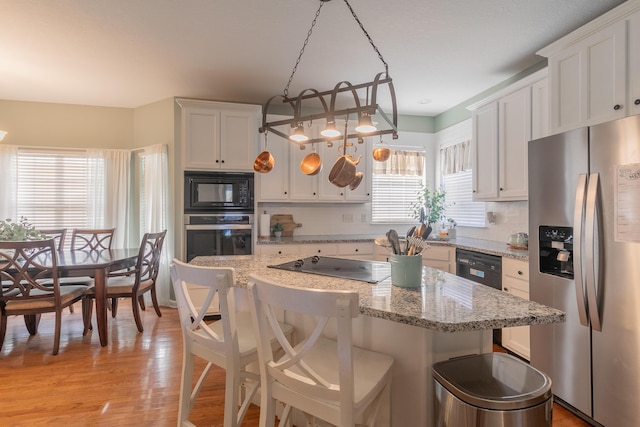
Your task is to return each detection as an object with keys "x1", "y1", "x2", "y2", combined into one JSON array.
[{"x1": 539, "y1": 226, "x2": 574, "y2": 278}]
